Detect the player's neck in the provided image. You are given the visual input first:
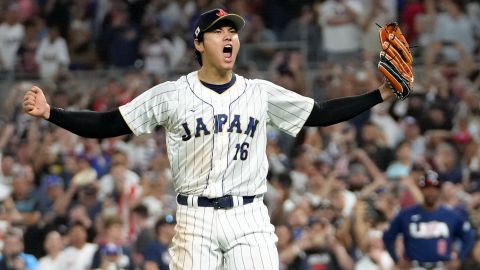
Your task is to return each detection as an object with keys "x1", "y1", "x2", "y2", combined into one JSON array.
[
  {"x1": 422, "y1": 203, "x2": 439, "y2": 212},
  {"x1": 197, "y1": 67, "x2": 233, "y2": 85}
]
